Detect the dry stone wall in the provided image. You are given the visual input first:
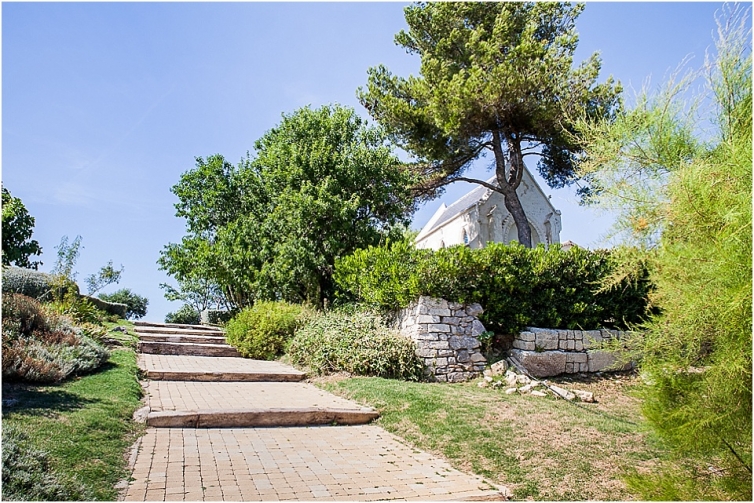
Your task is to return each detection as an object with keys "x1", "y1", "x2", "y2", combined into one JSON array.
[
  {"x1": 393, "y1": 296, "x2": 487, "y2": 382},
  {"x1": 510, "y1": 327, "x2": 633, "y2": 377}
]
